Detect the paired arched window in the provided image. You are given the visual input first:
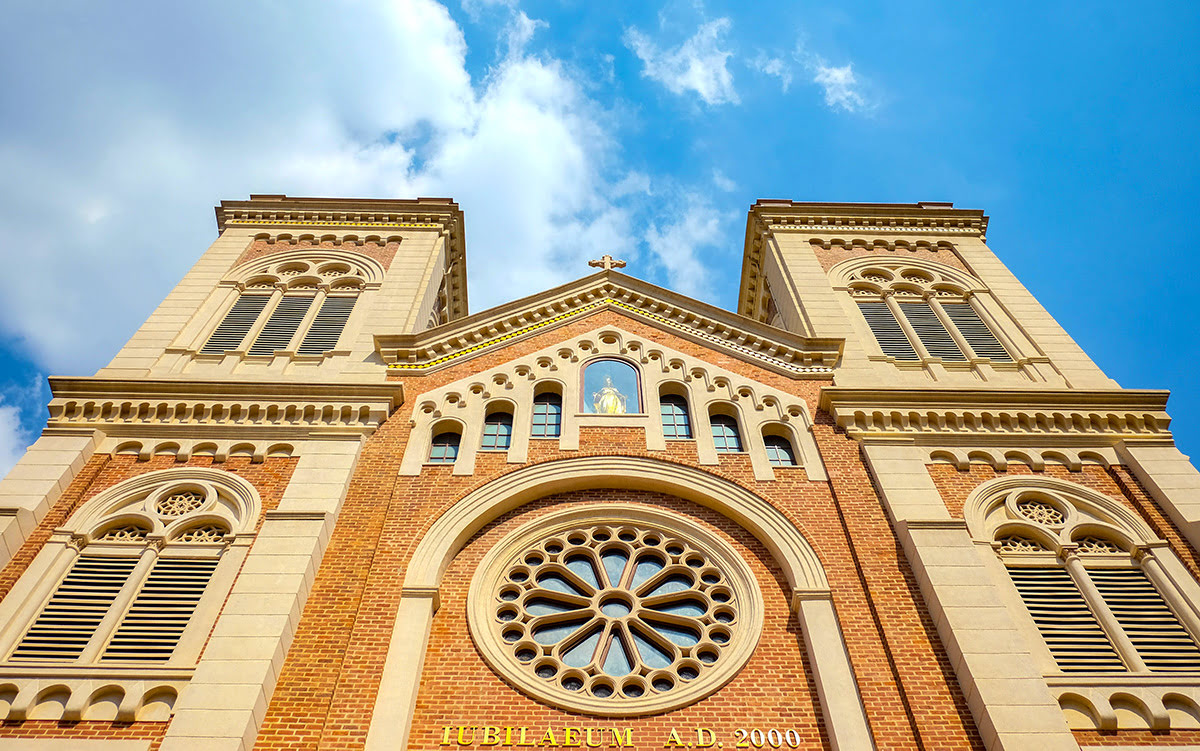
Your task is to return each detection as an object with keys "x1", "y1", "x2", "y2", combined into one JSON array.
[
  {"x1": 710, "y1": 414, "x2": 743, "y2": 453},
  {"x1": 660, "y1": 394, "x2": 692, "y2": 439},
  {"x1": 201, "y1": 255, "x2": 373, "y2": 356},
  {"x1": 842, "y1": 261, "x2": 1012, "y2": 363},
  {"x1": 531, "y1": 393, "x2": 562, "y2": 438},
  {"x1": 1, "y1": 470, "x2": 257, "y2": 666},
  {"x1": 482, "y1": 411, "x2": 514, "y2": 451},
  {"x1": 429, "y1": 431, "x2": 461, "y2": 464},
  {"x1": 971, "y1": 479, "x2": 1200, "y2": 673}
]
